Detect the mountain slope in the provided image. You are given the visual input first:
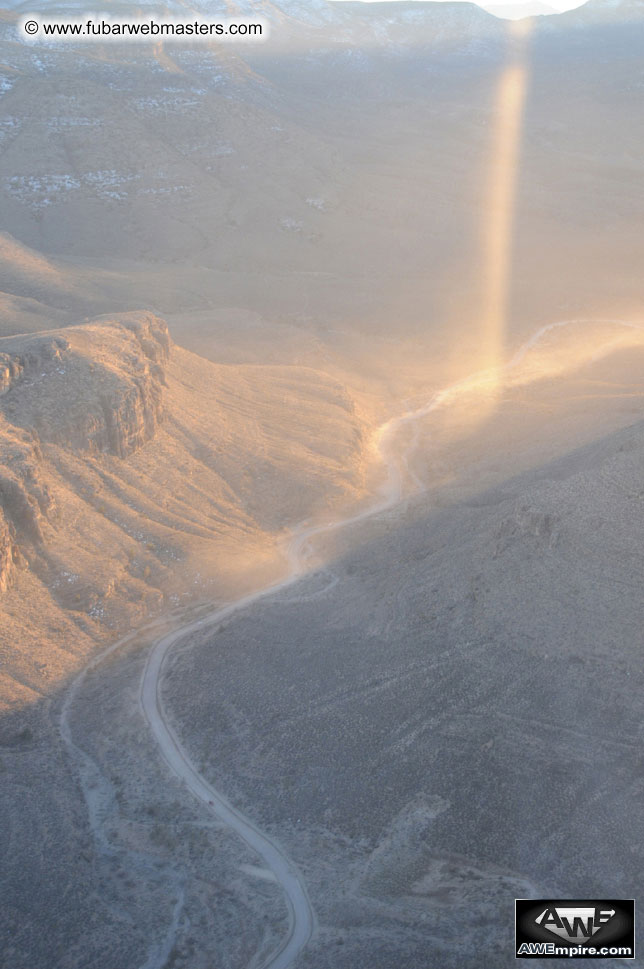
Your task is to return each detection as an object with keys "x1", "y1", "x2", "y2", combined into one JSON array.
[
  {"x1": 165, "y1": 404, "x2": 644, "y2": 967},
  {"x1": 0, "y1": 312, "x2": 372, "y2": 713}
]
